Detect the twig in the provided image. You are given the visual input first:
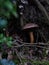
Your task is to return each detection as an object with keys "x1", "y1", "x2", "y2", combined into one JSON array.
[
  {"x1": 15, "y1": 49, "x2": 23, "y2": 64},
  {"x1": 12, "y1": 42, "x2": 49, "y2": 46}
]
